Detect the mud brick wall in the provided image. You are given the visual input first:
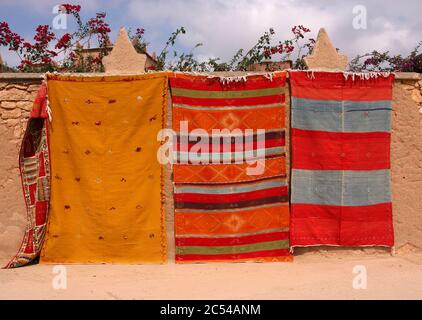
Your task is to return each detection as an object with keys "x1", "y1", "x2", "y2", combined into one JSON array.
[
  {"x1": 0, "y1": 75, "x2": 42, "y2": 264},
  {"x1": 0, "y1": 73, "x2": 421, "y2": 265},
  {"x1": 391, "y1": 77, "x2": 422, "y2": 253}
]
